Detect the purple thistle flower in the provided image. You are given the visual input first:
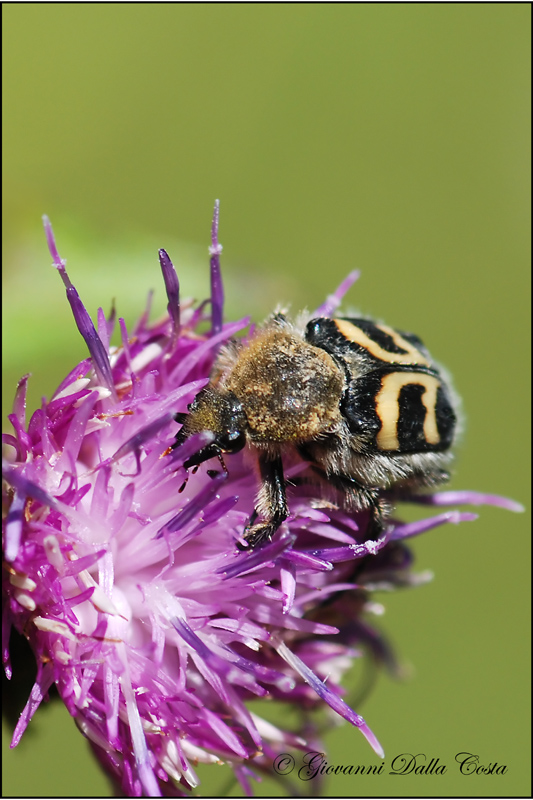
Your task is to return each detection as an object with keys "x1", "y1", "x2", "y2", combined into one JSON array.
[{"x1": 2, "y1": 205, "x2": 523, "y2": 796}]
